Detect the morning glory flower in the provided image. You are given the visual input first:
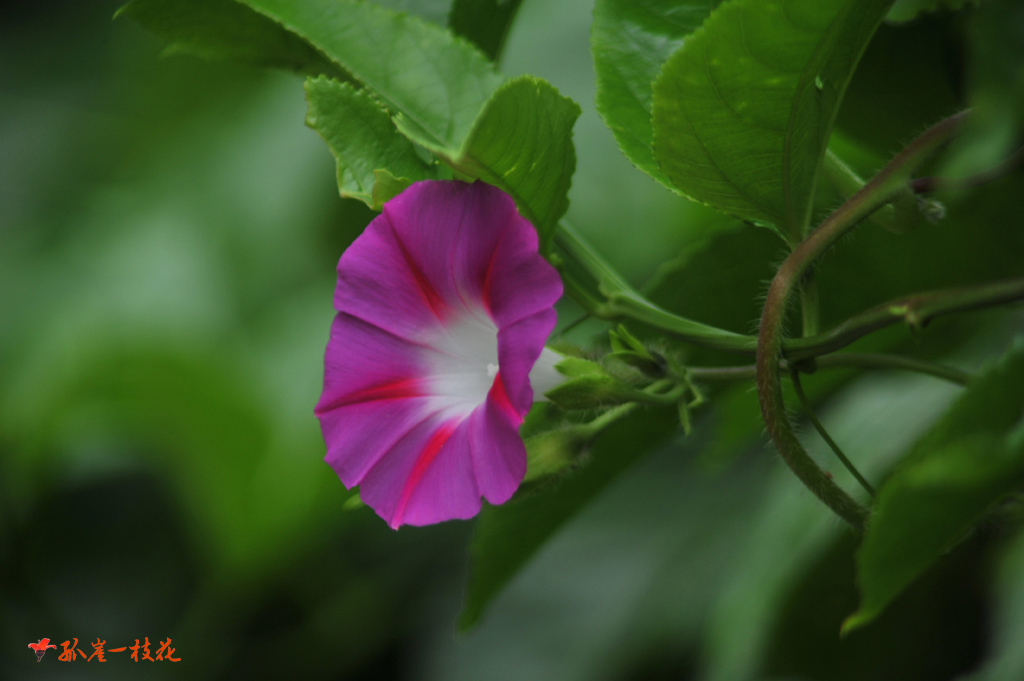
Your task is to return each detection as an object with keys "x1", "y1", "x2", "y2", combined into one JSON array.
[{"x1": 315, "y1": 180, "x2": 564, "y2": 528}]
